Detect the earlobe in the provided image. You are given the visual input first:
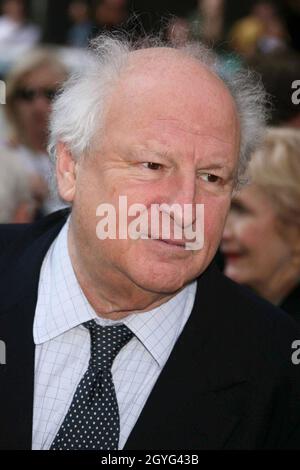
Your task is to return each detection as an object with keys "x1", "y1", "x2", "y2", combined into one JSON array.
[{"x1": 56, "y1": 142, "x2": 77, "y2": 203}]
